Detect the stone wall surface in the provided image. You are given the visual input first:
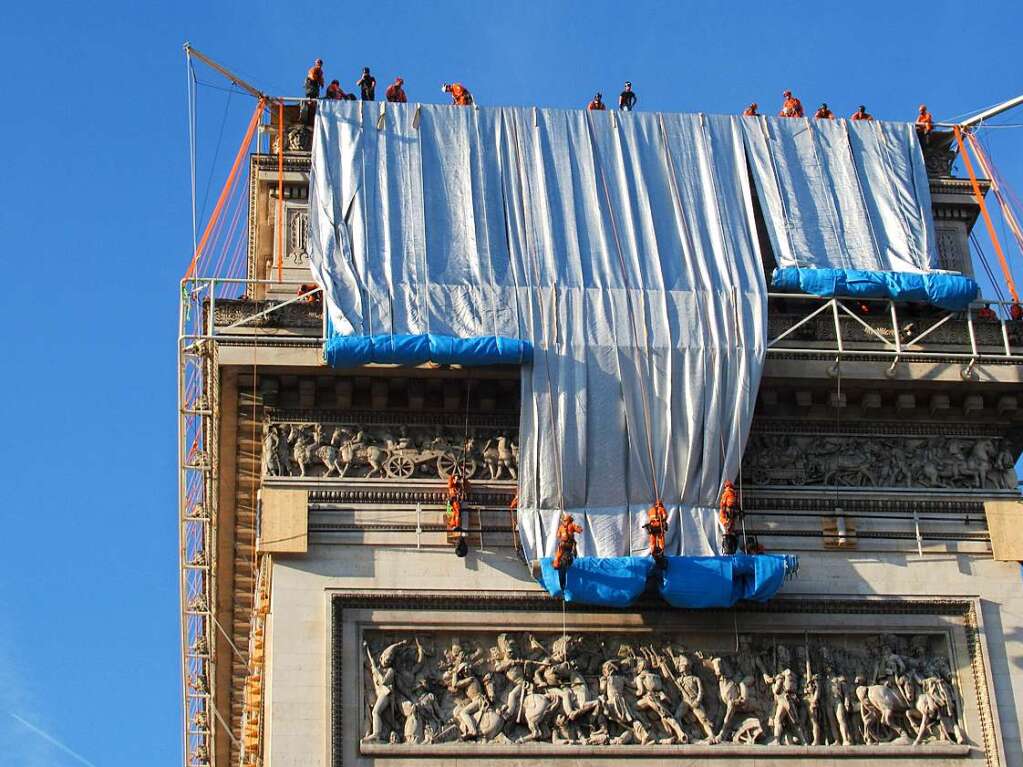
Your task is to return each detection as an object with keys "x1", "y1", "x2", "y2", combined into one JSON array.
[{"x1": 263, "y1": 545, "x2": 1023, "y2": 767}]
